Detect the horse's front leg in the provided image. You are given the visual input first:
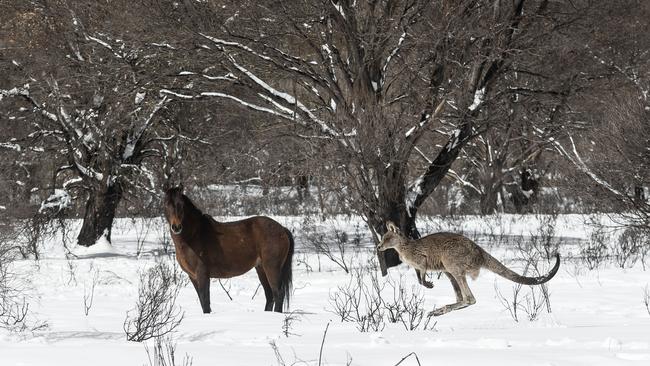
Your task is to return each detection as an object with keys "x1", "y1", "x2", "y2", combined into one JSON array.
[{"x1": 194, "y1": 265, "x2": 211, "y2": 314}]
